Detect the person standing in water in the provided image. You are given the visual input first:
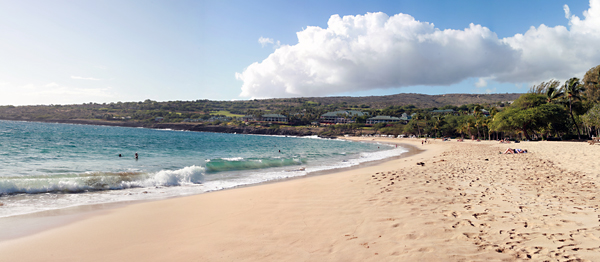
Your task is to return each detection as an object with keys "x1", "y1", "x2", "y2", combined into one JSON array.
[{"x1": 135, "y1": 152, "x2": 138, "y2": 160}]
